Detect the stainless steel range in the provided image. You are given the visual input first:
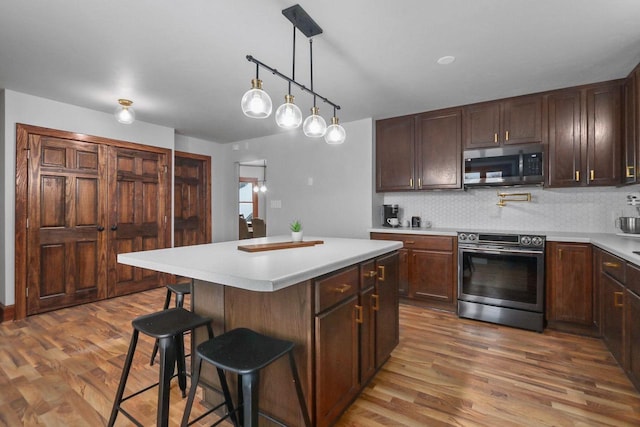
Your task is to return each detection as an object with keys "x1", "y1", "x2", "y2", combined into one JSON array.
[{"x1": 457, "y1": 231, "x2": 545, "y2": 332}]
